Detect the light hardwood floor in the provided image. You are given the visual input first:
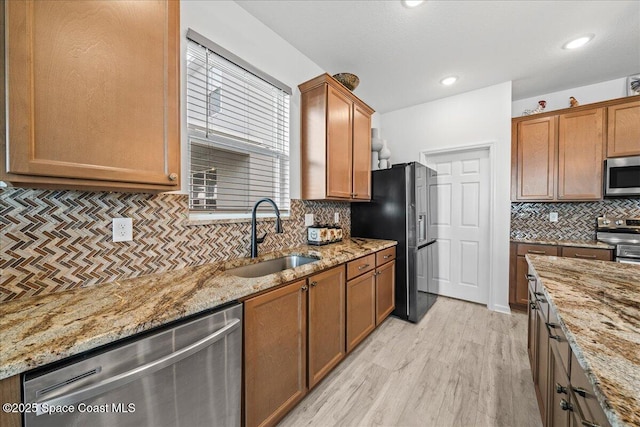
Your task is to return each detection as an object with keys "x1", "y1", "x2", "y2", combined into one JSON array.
[{"x1": 279, "y1": 297, "x2": 542, "y2": 427}]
